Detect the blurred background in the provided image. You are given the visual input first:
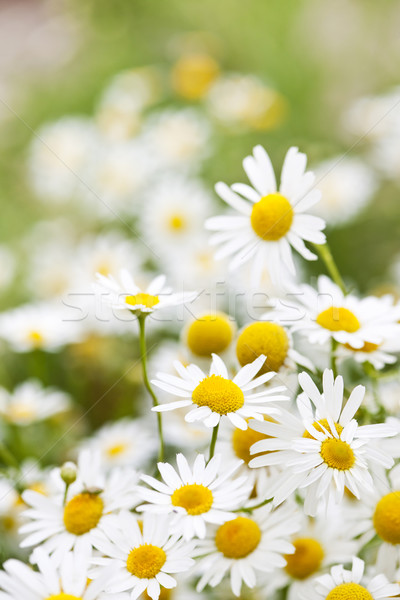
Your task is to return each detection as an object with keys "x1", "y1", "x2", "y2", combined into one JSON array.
[{"x1": 0, "y1": 0, "x2": 399, "y2": 530}]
